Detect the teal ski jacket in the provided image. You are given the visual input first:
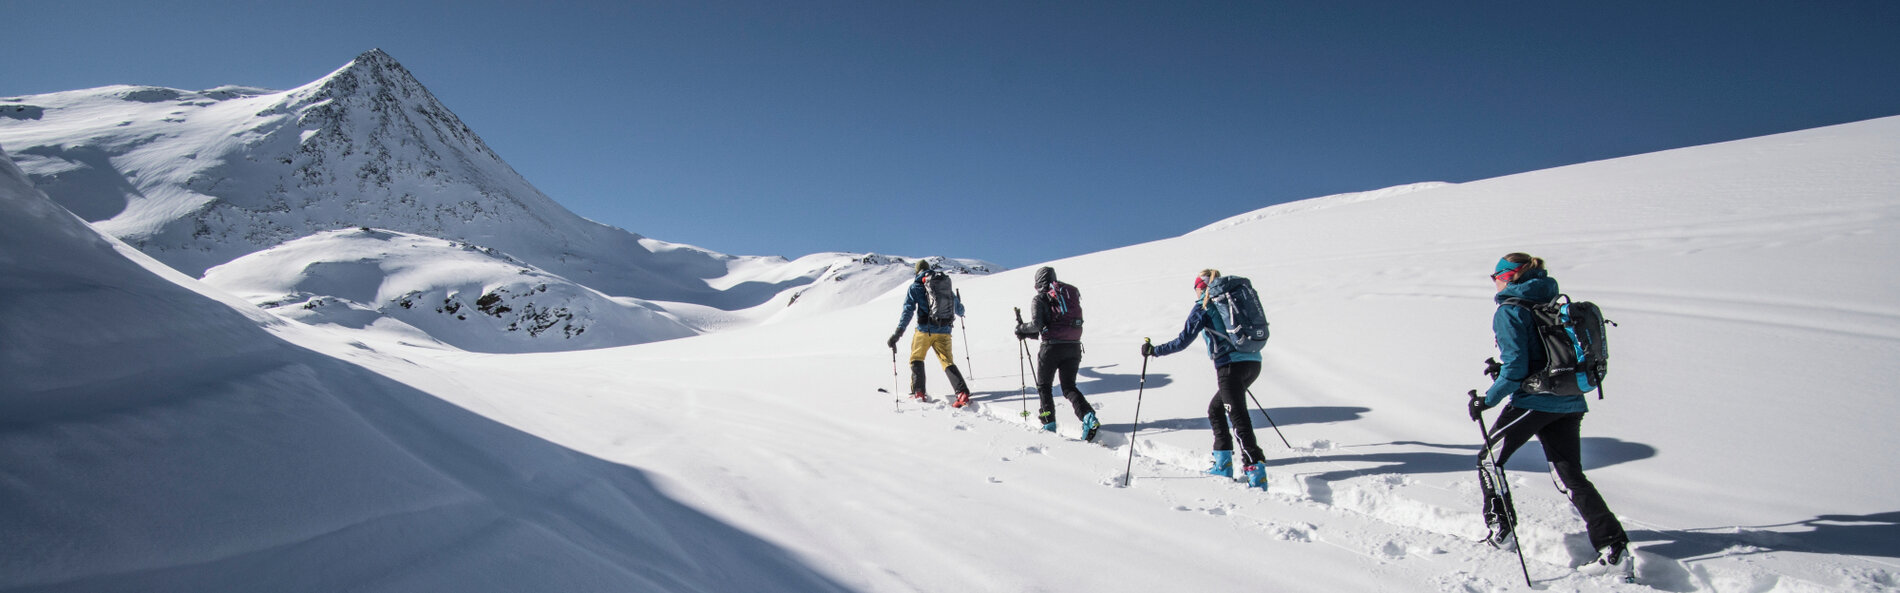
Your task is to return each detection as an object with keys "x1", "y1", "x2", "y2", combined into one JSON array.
[{"x1": 1483, "y1": 270, "x2": 1588, "y2": 414}]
